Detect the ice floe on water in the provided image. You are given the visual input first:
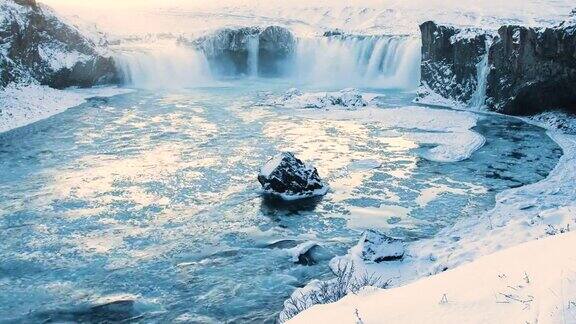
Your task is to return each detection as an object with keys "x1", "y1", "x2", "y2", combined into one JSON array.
[
  {"x1": 271, "y1": 88, "x2": 375, "y2": 110},
  {"x1": 274, "y1": 92, "x2": 486, "y2": 163}
]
